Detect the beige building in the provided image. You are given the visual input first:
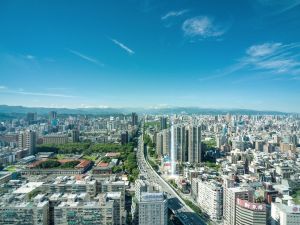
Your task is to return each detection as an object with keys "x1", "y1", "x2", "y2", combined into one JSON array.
[
  {"x1": 156, "y1": 129, "x2": 170, "y2": 156},
  {"x1": 42, "y1": 134, "x2": 68, "y2": 145},
  {"x1": 18, "y1": 130, "x2": 36, "y2": 155}
]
